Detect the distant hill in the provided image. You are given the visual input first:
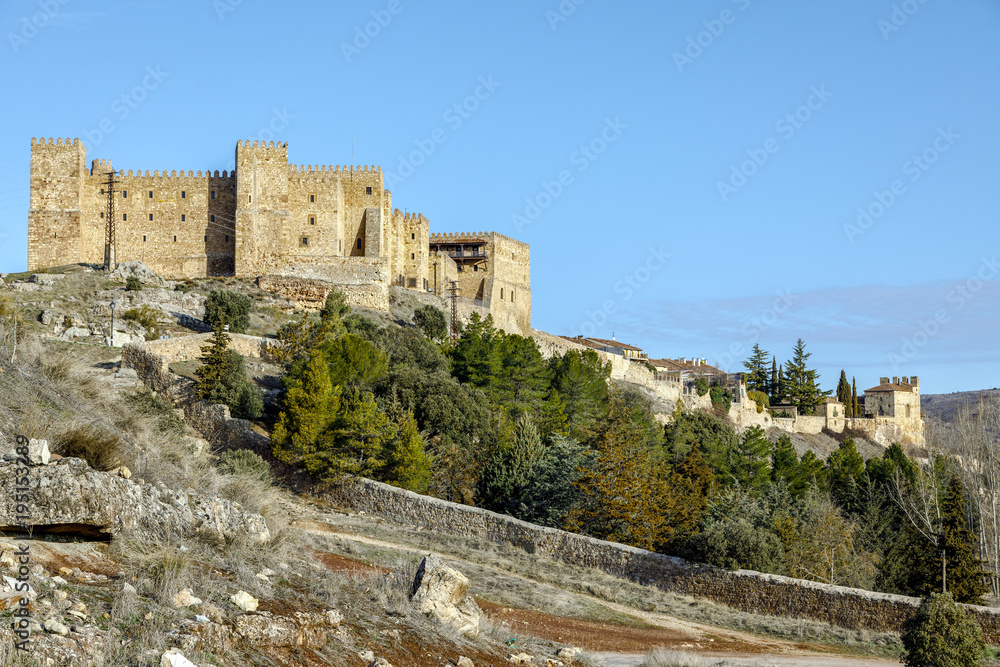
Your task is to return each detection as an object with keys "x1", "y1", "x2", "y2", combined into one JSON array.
[{"x1": 922, "y1": 389, "x2": 1000, "y2": 423}]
